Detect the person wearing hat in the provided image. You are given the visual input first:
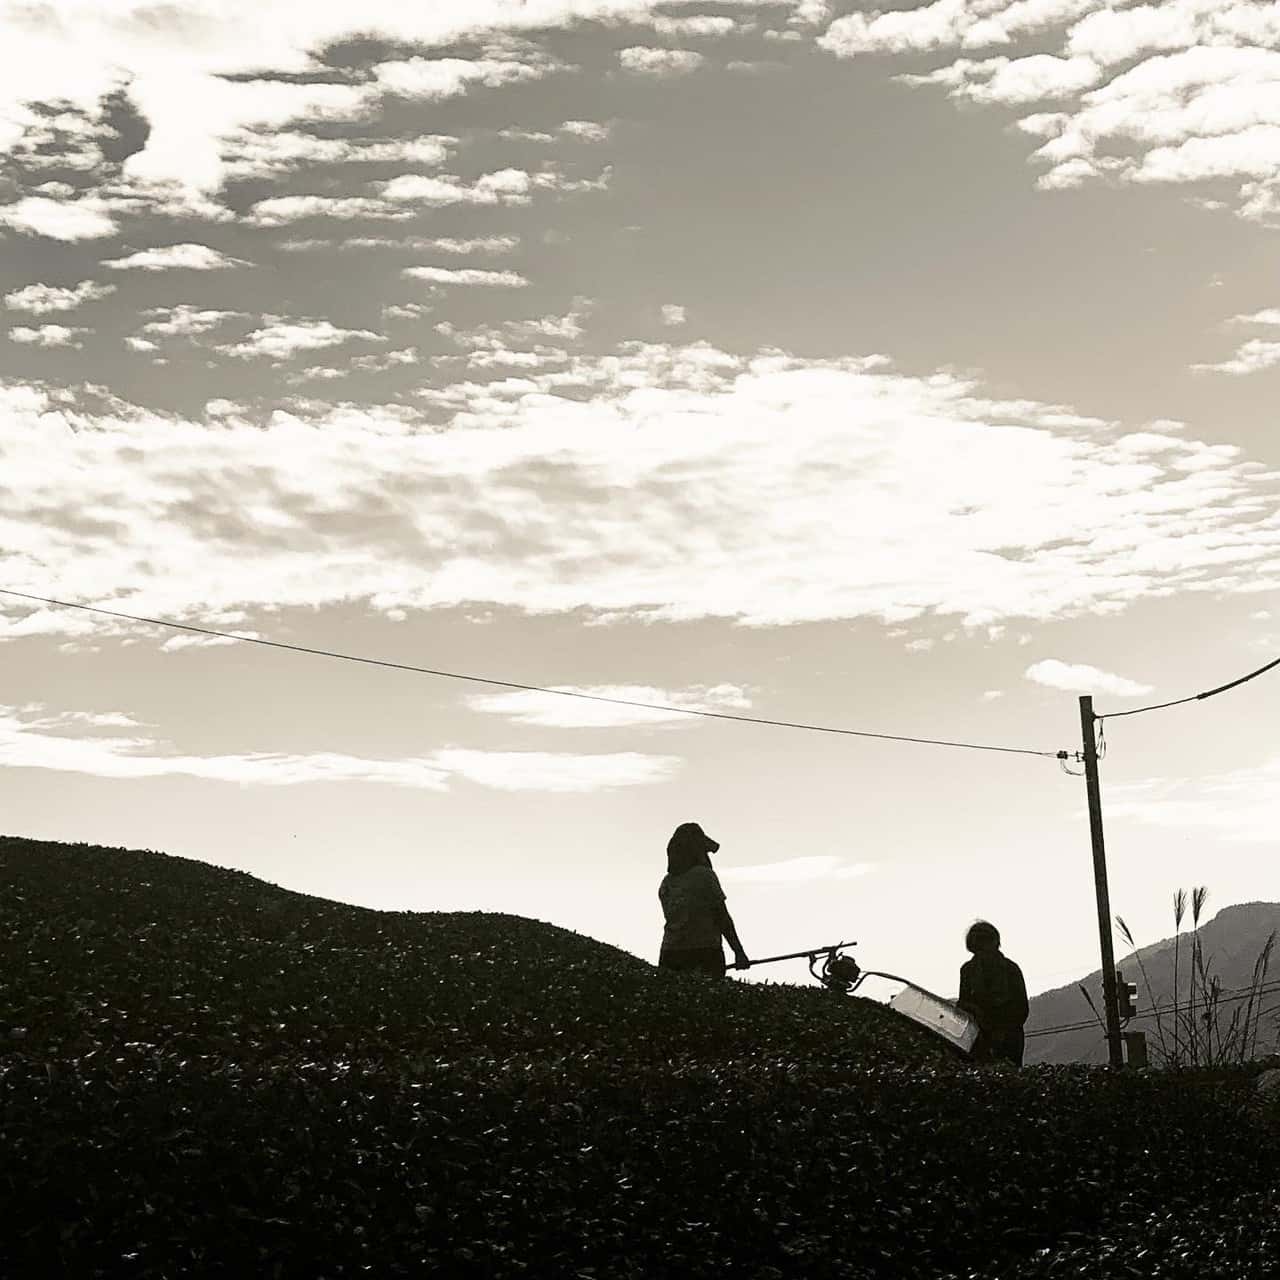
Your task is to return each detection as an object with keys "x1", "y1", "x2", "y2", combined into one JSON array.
[{"x1": 657, "y1": 822, "x2": 750, "y2": 976}]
